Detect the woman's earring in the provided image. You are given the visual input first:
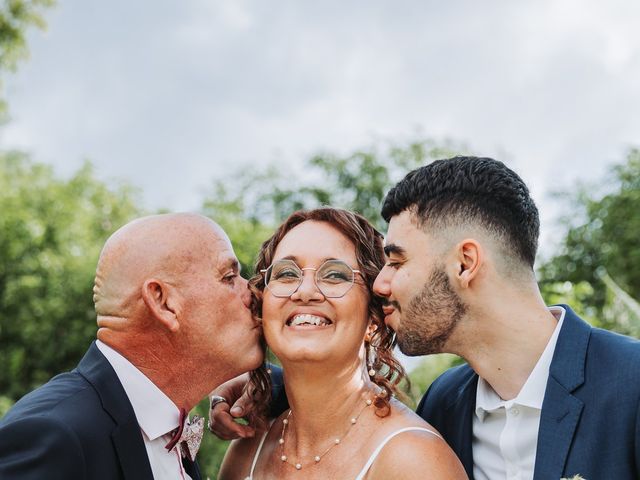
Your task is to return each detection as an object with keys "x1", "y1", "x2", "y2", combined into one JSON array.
[{"x1": 367, "y1": 343, "x2": 377, "y2": 377}]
